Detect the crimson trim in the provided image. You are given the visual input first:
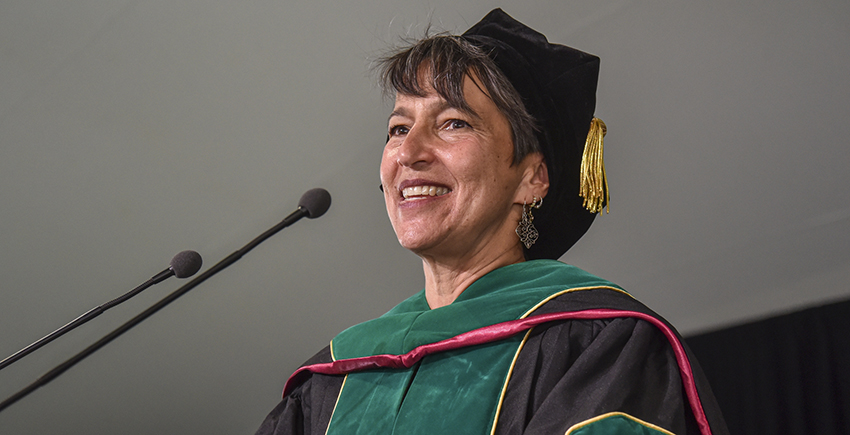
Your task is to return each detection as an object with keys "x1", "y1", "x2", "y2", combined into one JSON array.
[{"x1": 282, "y1": 309, "x2": 712, "y2": 435}]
